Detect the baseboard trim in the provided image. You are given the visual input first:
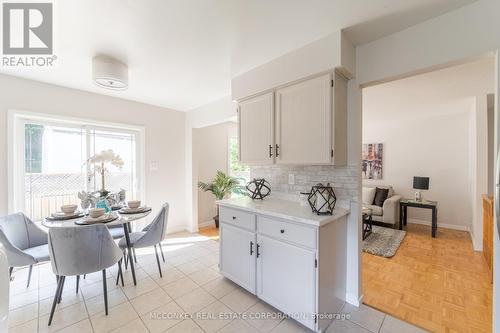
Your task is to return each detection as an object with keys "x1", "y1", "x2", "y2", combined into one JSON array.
[
  {"x1": 165, "y1": 225, "x2": 187, "y2": 234},
  {"x1": 407, "y1": 218, "x2": 470, "y2": 232},
  {"x1": 345, "y1": 293, "x2": 363, "y2": 307},
  {"x1": 199, "y1": 220, "x2": 215, "y2": 228}
]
